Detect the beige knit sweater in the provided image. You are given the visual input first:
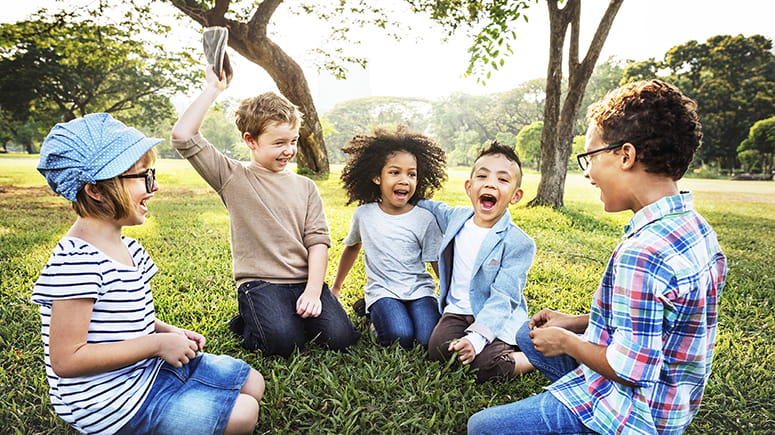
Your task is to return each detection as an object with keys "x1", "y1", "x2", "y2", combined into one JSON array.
[{"x1": 171, "y1": 133, "x2": 330, "y2": 285}]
